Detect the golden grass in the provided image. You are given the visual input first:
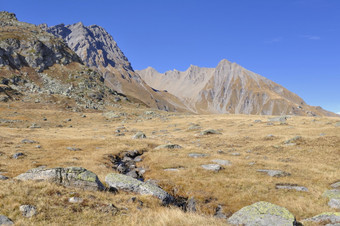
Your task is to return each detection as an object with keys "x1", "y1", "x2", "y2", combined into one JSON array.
[{"x1": 0, "y1": 100, "x2": 339, "y2": 225}]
